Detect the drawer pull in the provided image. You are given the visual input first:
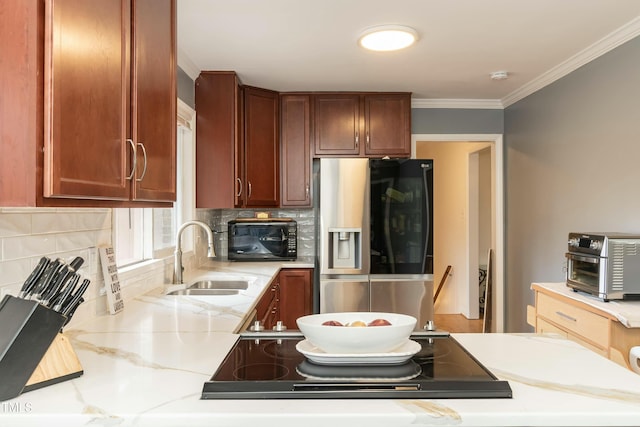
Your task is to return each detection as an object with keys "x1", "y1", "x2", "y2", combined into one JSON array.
[{"x1": 555, "y1": 311, "x2": 577, "y2": 322}]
